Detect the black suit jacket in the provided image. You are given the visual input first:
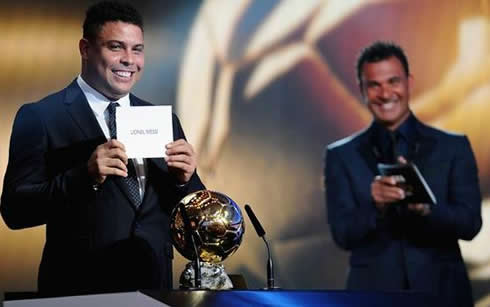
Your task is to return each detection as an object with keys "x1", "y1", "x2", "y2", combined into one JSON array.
[
  {"x1": 325, "y1": 117, "x2": 481, "y2": 307},
  {"x1": 1, "y1": 80, "x2": 205, "y2": 295}
]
